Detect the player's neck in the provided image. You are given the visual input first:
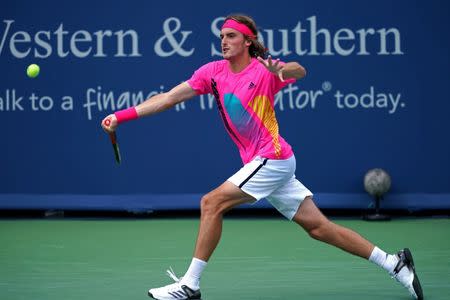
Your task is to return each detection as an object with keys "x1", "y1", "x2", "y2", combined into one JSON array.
[{"x1": 228, "y1": 54, "x2": 252, "y2": 74}]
